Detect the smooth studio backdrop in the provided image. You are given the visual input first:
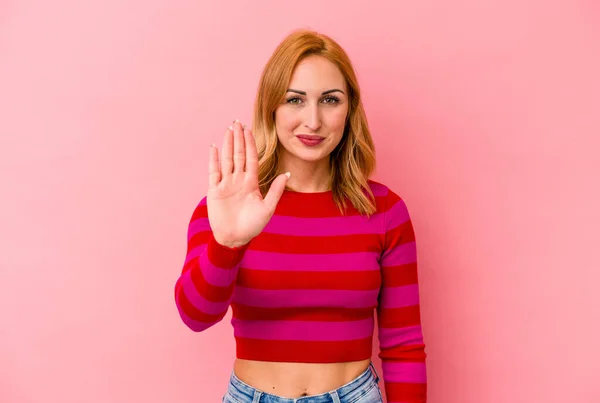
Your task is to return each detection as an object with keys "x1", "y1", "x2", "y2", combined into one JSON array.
[{"x1": 1, "y1": 1, "x2": 599, "y2": 402}]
